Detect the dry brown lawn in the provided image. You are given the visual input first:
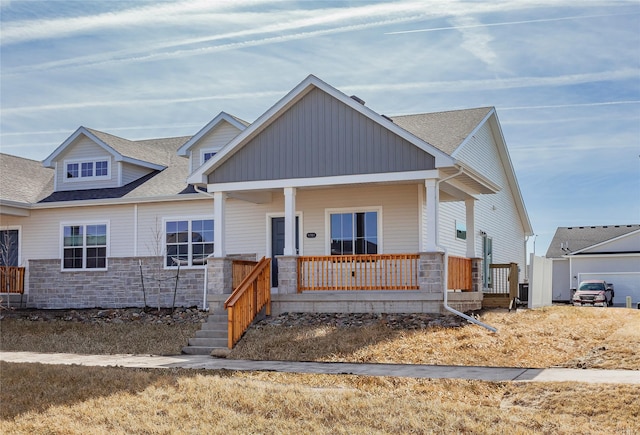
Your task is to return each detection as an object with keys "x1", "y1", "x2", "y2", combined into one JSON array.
[
  {"x1": 1, "y1": 362, "x2": 639, "y2": 434},
  {"x1": 1, "y1": 305, "x2": 639, "y2": 433},
  {"x1": 231, "y1": 306, "x2": 640, "y2": 369}
]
